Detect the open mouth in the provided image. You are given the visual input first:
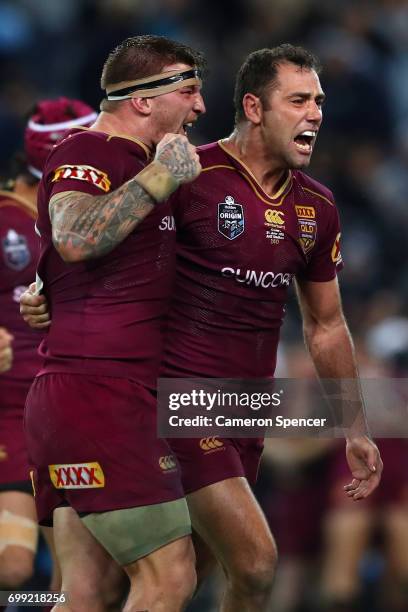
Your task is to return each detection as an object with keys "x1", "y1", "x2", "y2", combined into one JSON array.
[
  {"x1": 182, "y1": 122, "x2": 193, "y2": 136},
  {"x1": 294, "y1": 130, "x2": 316, "y2": 154}
]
